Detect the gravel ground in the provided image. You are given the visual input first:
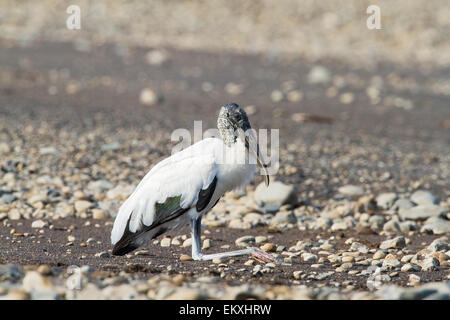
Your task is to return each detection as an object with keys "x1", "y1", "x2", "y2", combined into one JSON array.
[{"x1": 0, "y1": 2, "x2": 449, "y2": 300}]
